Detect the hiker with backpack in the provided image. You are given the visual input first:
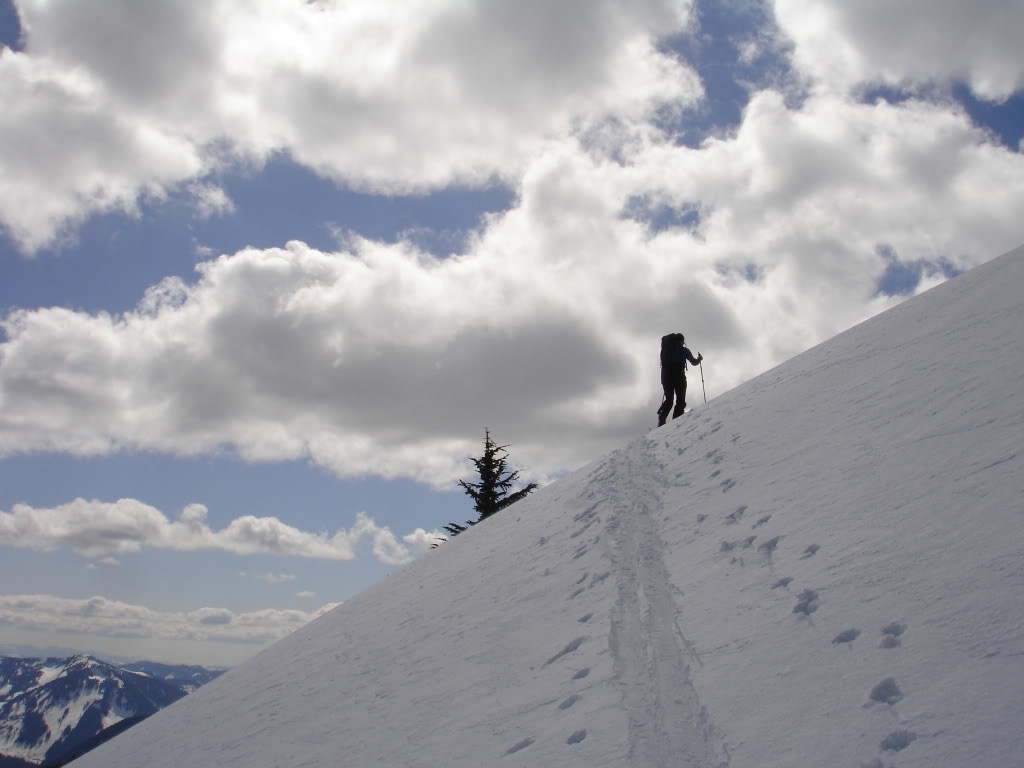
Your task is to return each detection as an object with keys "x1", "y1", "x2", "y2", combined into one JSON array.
[{"x1": 657, "y1": 332, "x2": 703, "y2": 426}]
